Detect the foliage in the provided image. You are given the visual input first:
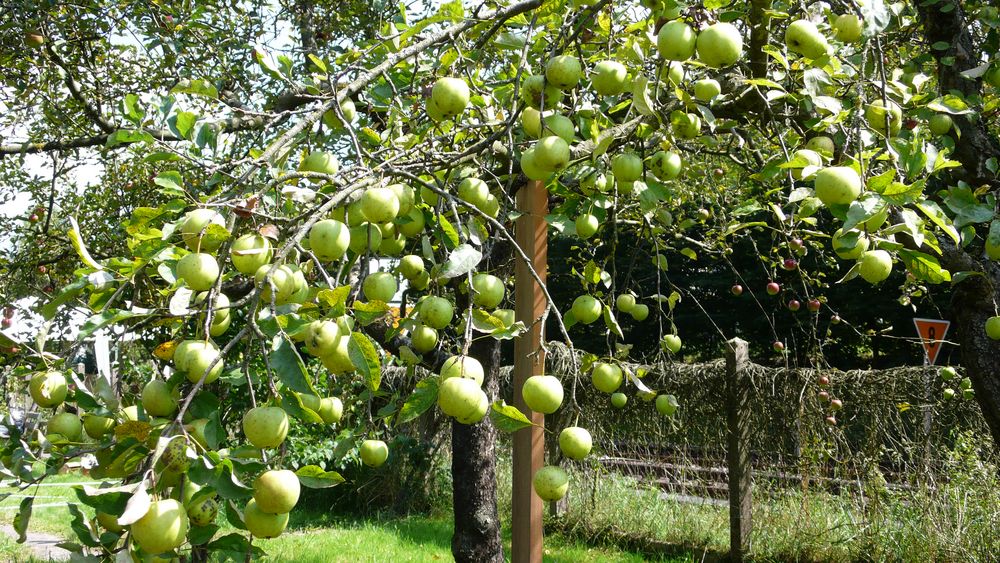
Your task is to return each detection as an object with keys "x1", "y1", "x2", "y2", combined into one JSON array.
[{"x1": 1, "y1": 0, "x2": 1000, "y2": 559}]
